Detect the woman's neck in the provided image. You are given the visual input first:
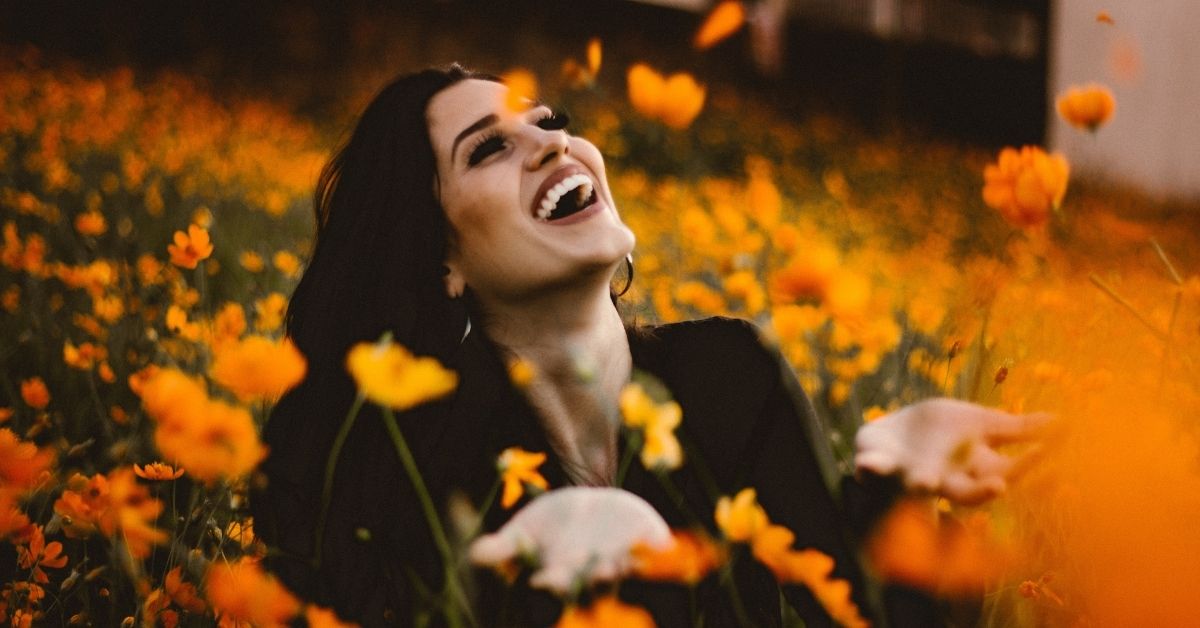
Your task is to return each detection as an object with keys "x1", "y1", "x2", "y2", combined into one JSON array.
[{"x1": 479, "y1": 280, "x2": 630, "y2": 486}]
